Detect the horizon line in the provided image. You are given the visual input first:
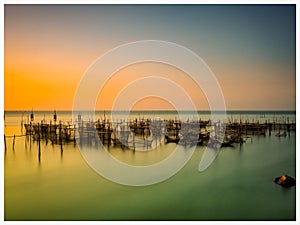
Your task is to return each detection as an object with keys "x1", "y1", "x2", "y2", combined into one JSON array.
[{"x1": 4, "y1": 109, "x2": 296, "y2": 112}]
